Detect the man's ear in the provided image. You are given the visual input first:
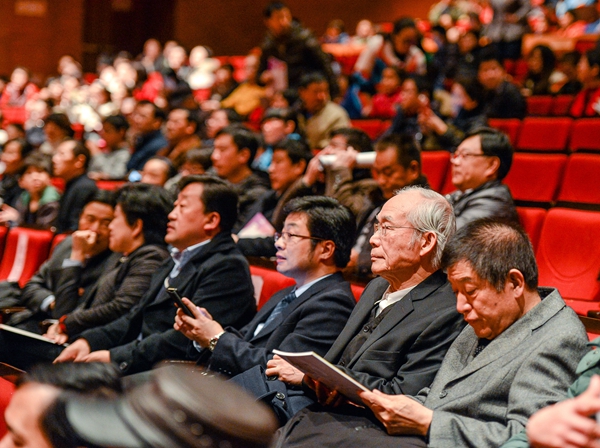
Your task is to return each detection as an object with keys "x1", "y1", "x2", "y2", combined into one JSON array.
[
  {"x1": 131, "y1": 218, "x2": 144, "y2": 240},
  {"x1": 74, "y1": 154, "x2": 86, "y2": 171},
  {"x1": 484, "y1": 156, "x2": 501, "y2": 180},
  {"x1": 203, "y1": 211, "x2": 221, "y2": 233},
  {"x1": 419, "y1": 231, "x2": 438, "y2": 258},
  {"x1": 507, "y1": 268, "x2": 525, "y2": 297},
  {"x1": 317, "y1": 240, "x2": 336, "y2": 264},
  {"x1": 238, "y1": 147, "x2": 251, "y2": 166}
]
